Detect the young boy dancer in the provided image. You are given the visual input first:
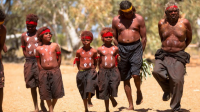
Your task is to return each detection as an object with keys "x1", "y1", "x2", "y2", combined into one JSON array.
[
  {"x1": 36, "y1": 27, "x2": 64, "y2": 112},
  {"x1": 74, "y1": 31, "x2": 98, "y2": 112},
  {"x1": 97, "y1": 27, "x2": 121, "y2": 112},
  {"x1": 21, "y1": 14, "x2": 46, "y2": 112}
]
